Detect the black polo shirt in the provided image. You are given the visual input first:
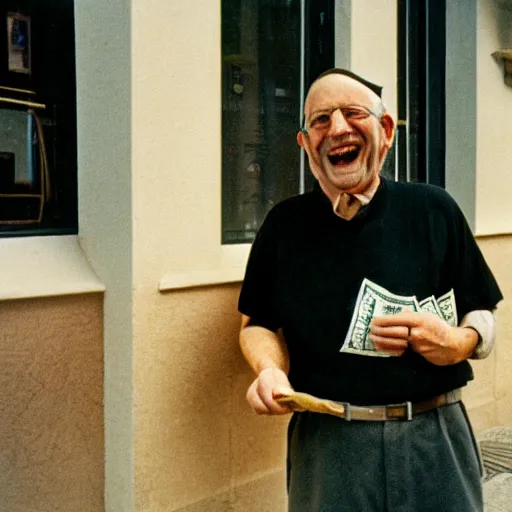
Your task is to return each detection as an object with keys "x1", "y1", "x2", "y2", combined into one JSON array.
[{"x1": 239, "y1": 178, "x2": 503, "y2": 405}]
